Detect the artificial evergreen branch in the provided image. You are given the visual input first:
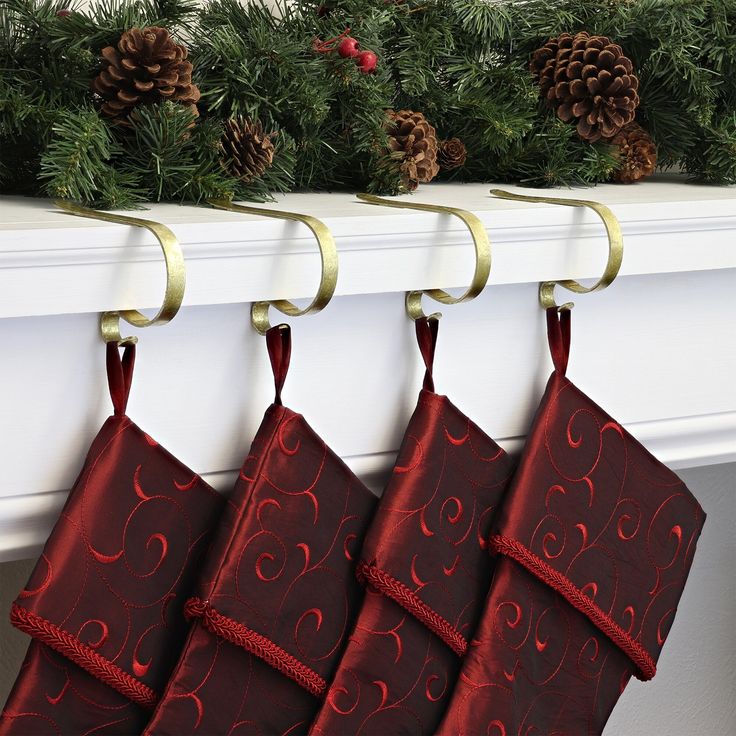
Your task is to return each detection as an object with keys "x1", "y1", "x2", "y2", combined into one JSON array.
[
  {"x1": 0, "y1": 0, "x2": 733, "y2": 208},
  {"x1": 38, "y1": 106, "x2": 143, "y2": 207}
]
